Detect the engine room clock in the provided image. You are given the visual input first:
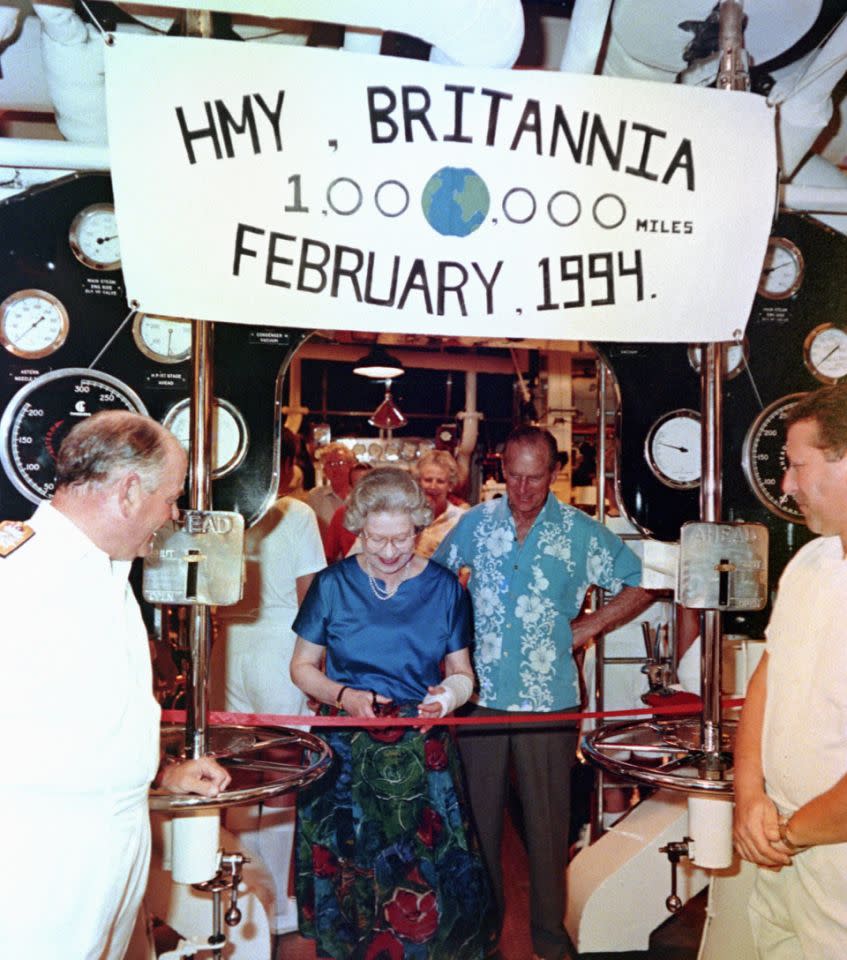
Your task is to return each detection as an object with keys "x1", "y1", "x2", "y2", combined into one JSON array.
[
  {"x1": 803, "y1": 323, "x2": 847, "y2": 384},
  {"x1": 0, "y1": 289, "x2": 70, "y2": 359},
  {"x1": 741, "y1": 393, "x2": 807, "y2": 523},
  {"x1": 644, "y1": 409, "x2": 701, "y2": 489},
  {"x1": 757, "y1": 236, "x2": 804, "y2": 301},
  {"x1": 0, "y1": 368, "x2": 148, "y2": 503},
  {"x1": 68, "y1": 203, "x2": 121, "y2": 271}
]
